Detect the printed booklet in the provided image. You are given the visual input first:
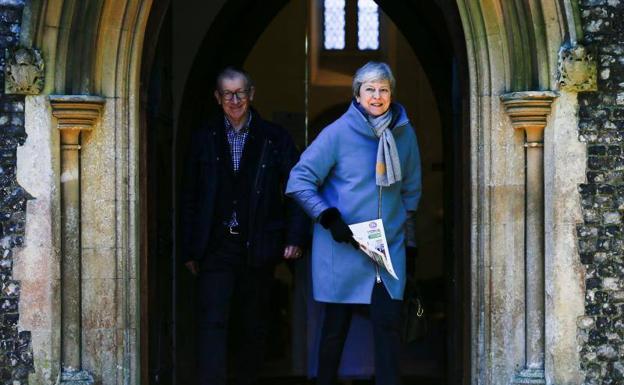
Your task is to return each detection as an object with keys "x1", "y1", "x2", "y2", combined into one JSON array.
[{"x1": 349, "y1": 219, "x2": 398, "y2": 280}]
